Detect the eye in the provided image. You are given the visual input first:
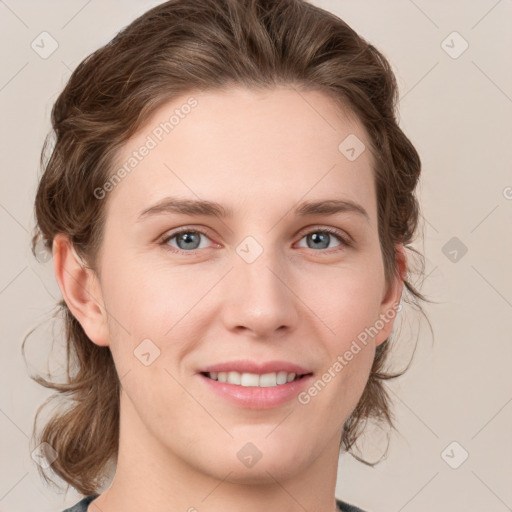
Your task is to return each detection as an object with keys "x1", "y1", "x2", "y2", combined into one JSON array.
[
  {"x1": 296, "y1": 227, "x2": 351, "y2": 252},
  {"x1": 159, "y1": 226, "x2": 352, "y2": 255},
  {"x1": 161, "y1": 228, "x2": 213, "y2": 254}
]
